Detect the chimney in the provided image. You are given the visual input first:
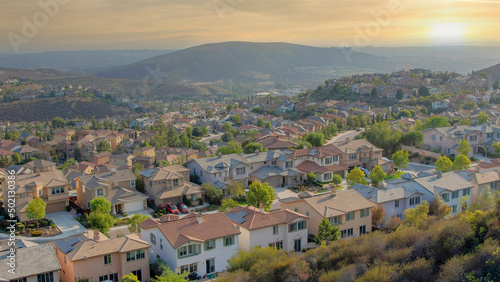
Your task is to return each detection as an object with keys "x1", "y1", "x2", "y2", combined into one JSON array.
[
  {"x1": 259, "y1": 203, "x2": 265, "y2": 213},
  {"x1": 330, "y1": 188, "x2": 336, "y2": 197},
  {"x1": 159, "y1": 161, "x2": 163, "y2": 168},
  {"x1": 196, "y1": 213, "x2": 203, "y2": 224},
  {"x1": 437, "y1": 170, "x2": 442, "y2": 178},
  {"x1": 110, "y1": 168, "x2": 116, "y2": 175},
  {"x1": 218, "y1": 152, "x2": 223, "y2": 158},
  {"x1": 454, "y1": 123, "x2": 458, "y2": 129},
  {"x1": 345, "y1": 148, "x2": 348, "y2": 154},
  {"x1": 93, "y1": 229, "x2": 100, "y2": 241},
  {"x1": 255, "y1": 149, "x2": 260, "y2": 154},
  {"x1": 345, "y1": 137, "x2": 350, "y2": 142}
]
